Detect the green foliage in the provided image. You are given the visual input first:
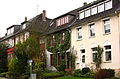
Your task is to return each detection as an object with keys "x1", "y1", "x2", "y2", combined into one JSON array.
[
  {"x1": 94, "y1": 45, "x2": 103, "y2": 70},
  {"x1": 56, "y1": 59, "x2": 66, "y2": 71},
  {"x1": 43, "y1": 72, "x2": 65, "y2": 78},
  {"x1": 82, "y1": 67, "x2": 90, "y2": 74},
  {"x1": 8, "y1": 57, "x2": 19, "y2": 74},
  {"x1": 95, "y1": 69, "x2": 115, "y2": 79},
  {"x1": 32, "y1": 59, "x2": 44, "y2": 79},
  {"x1": 46, "y1": 31, "x2": 71, "y2": 68},
  {"x1": 0, "y1": 43, "x2": 8, "y2": 73},
  {"x1": 74, "y1": 69, "x2": 95, "y2": 78}
]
